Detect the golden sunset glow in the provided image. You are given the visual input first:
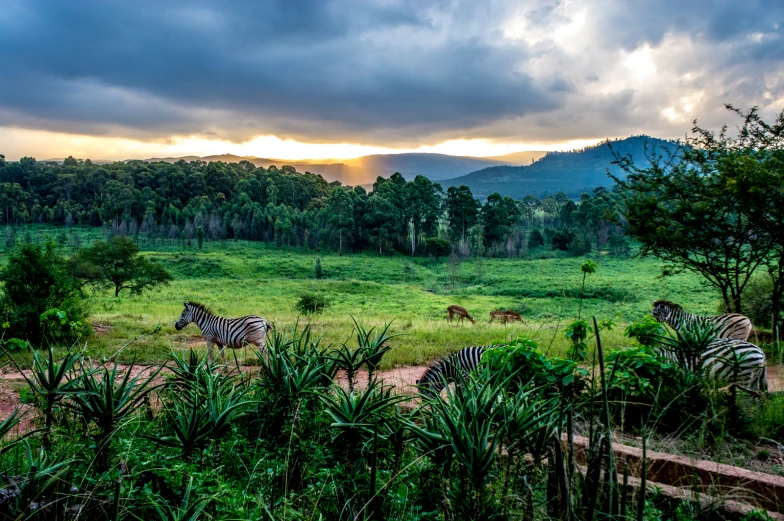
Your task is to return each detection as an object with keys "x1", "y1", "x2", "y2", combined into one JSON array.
[{"x1": 0, "y1": 127, "x2": 607, "y2": 162}]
